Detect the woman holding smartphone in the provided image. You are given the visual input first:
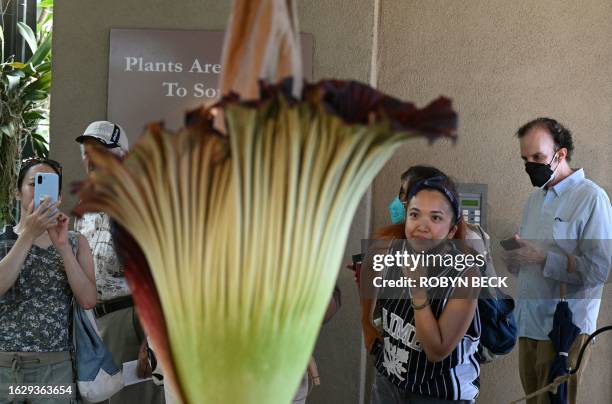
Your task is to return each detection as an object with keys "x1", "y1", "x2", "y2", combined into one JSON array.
[
  {"x1": 0, "y1": 158, "x2": 96, "y2": 403},
  {"x1": 361, "y1": 168, "x2": 481, "y2": 404}
]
